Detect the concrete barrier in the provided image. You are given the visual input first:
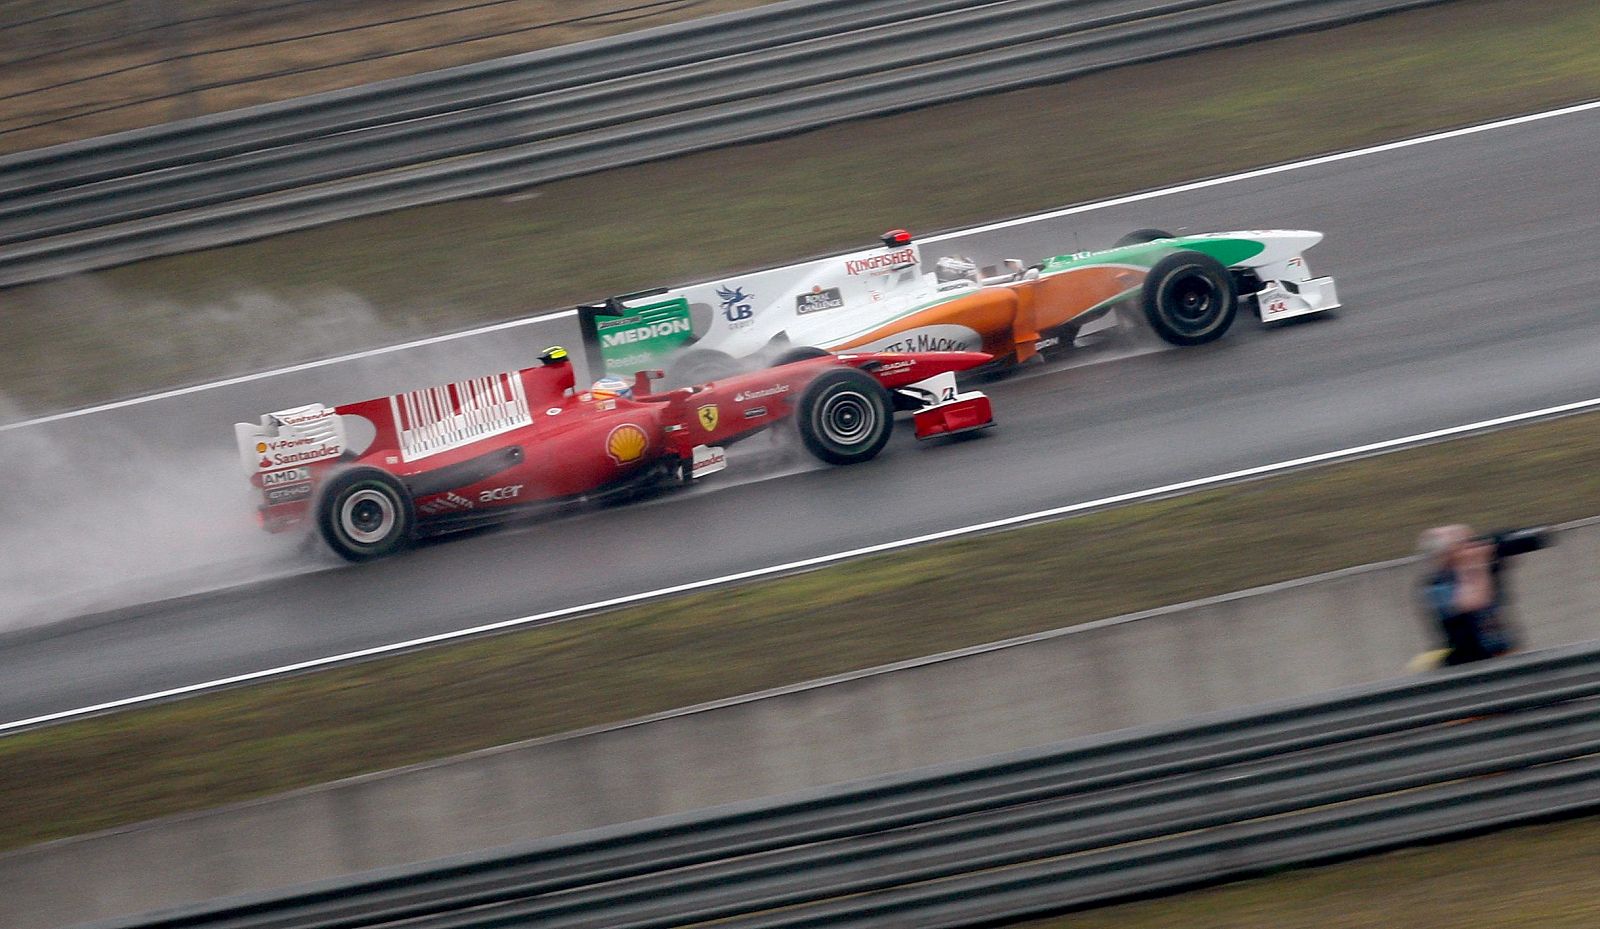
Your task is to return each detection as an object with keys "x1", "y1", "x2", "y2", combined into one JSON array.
[{"x1": 5, "y1": 517, "x2": 1598, "y2": 928}]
